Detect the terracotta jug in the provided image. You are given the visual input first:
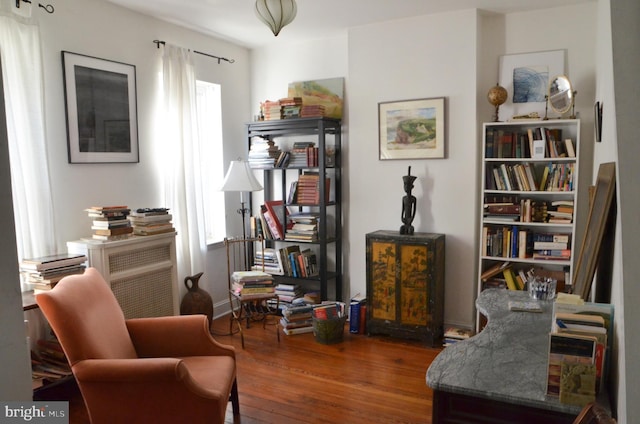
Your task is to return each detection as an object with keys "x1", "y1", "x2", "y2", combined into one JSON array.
[{"x1": 180, "y1": 272, "x2": 213, "y2": 326}]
